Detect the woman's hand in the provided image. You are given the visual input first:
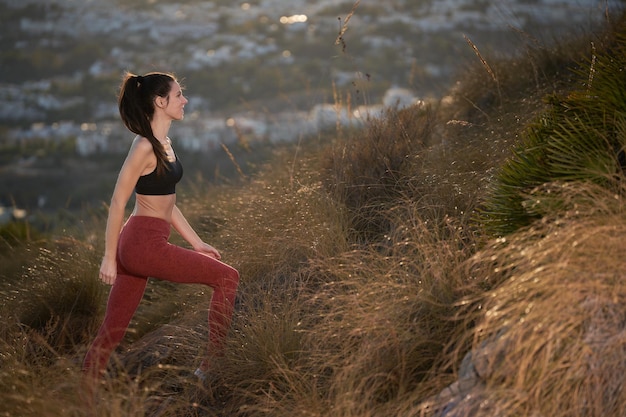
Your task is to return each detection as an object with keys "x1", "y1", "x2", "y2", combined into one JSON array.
[
  {"x1": 99, "y1": 256, "x2": 117, "y2": 285},
  {"x1": 194, "y1": 242, "x2": 221, "y2": 260}
]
